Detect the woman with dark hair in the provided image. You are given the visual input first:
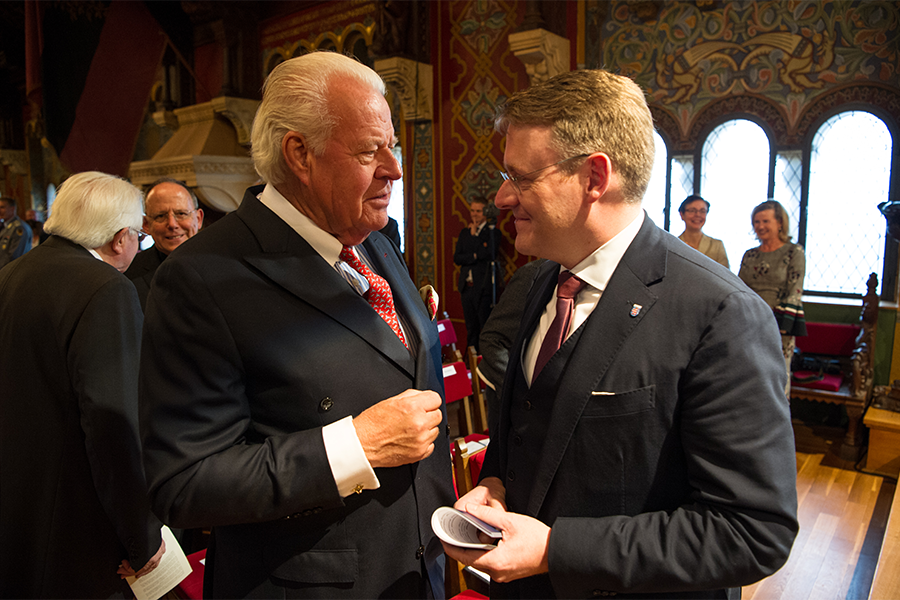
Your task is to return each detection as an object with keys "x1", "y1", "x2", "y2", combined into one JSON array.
[
  {"x1": 738, "y1": 199, "x2": 807, "y2": 394},
  {"x1": 677, "y1": 194, "x2": 729, "y2": 267}
]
